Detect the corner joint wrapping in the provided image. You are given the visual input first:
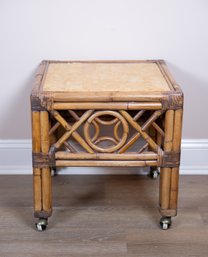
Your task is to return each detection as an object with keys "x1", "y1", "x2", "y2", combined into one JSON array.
[
  {"x1": 161, "y1": 152, "x2": 180, "y2": 168},
  {"x1": 31, "y1": 94, "x2": 54, "y2": 111},
  {"x1": 31, "y1": 95, "x2": 47, "y2": 111},
  {"x1": 162, "y1": 92, "x2": 183, "y2": 110},
  {"x1": 32, "y1": 152, "x2": 50, "y2": 168}
]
